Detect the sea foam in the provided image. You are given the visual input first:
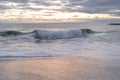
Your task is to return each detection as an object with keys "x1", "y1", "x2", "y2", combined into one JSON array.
[
  {"x1": 33, "y1": 29, "x2": 94, "y2": 40},
  {"x1": 0, "y1": 29, "x2": 95, "y2": 40}
]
